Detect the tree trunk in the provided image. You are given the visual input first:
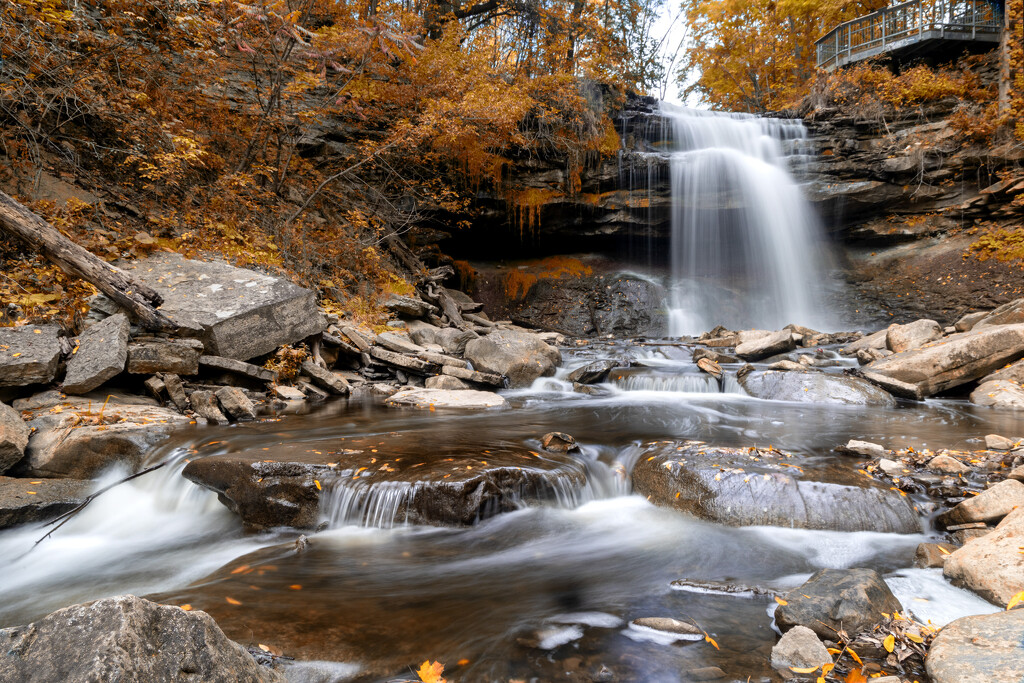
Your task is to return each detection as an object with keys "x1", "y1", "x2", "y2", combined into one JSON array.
[{"x1": 0, "y1": 190, "x2": 180, "y2": 332}]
